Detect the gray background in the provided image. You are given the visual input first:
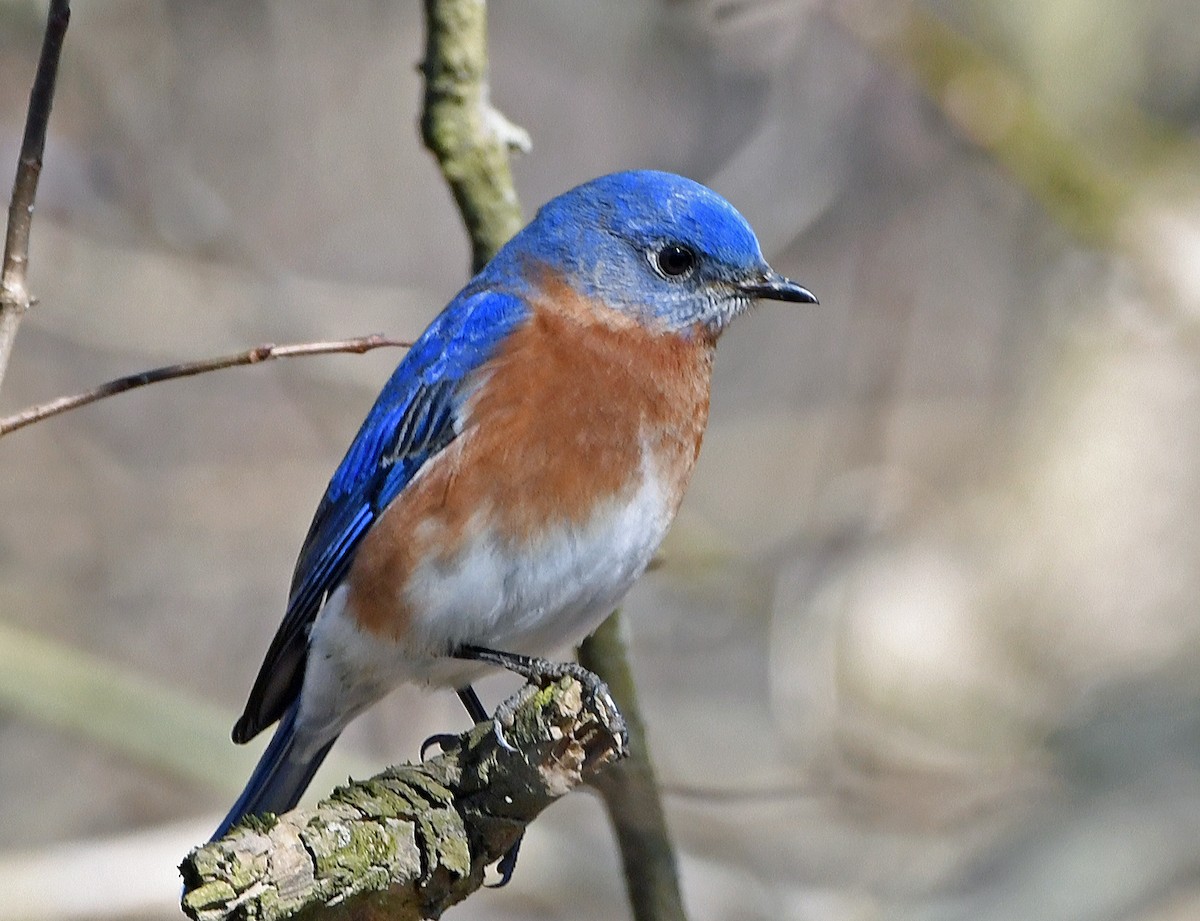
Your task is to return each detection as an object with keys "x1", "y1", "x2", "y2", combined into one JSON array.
[{"x1": 2, "y1": 1, "x2": 1200, "y2": 918}]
